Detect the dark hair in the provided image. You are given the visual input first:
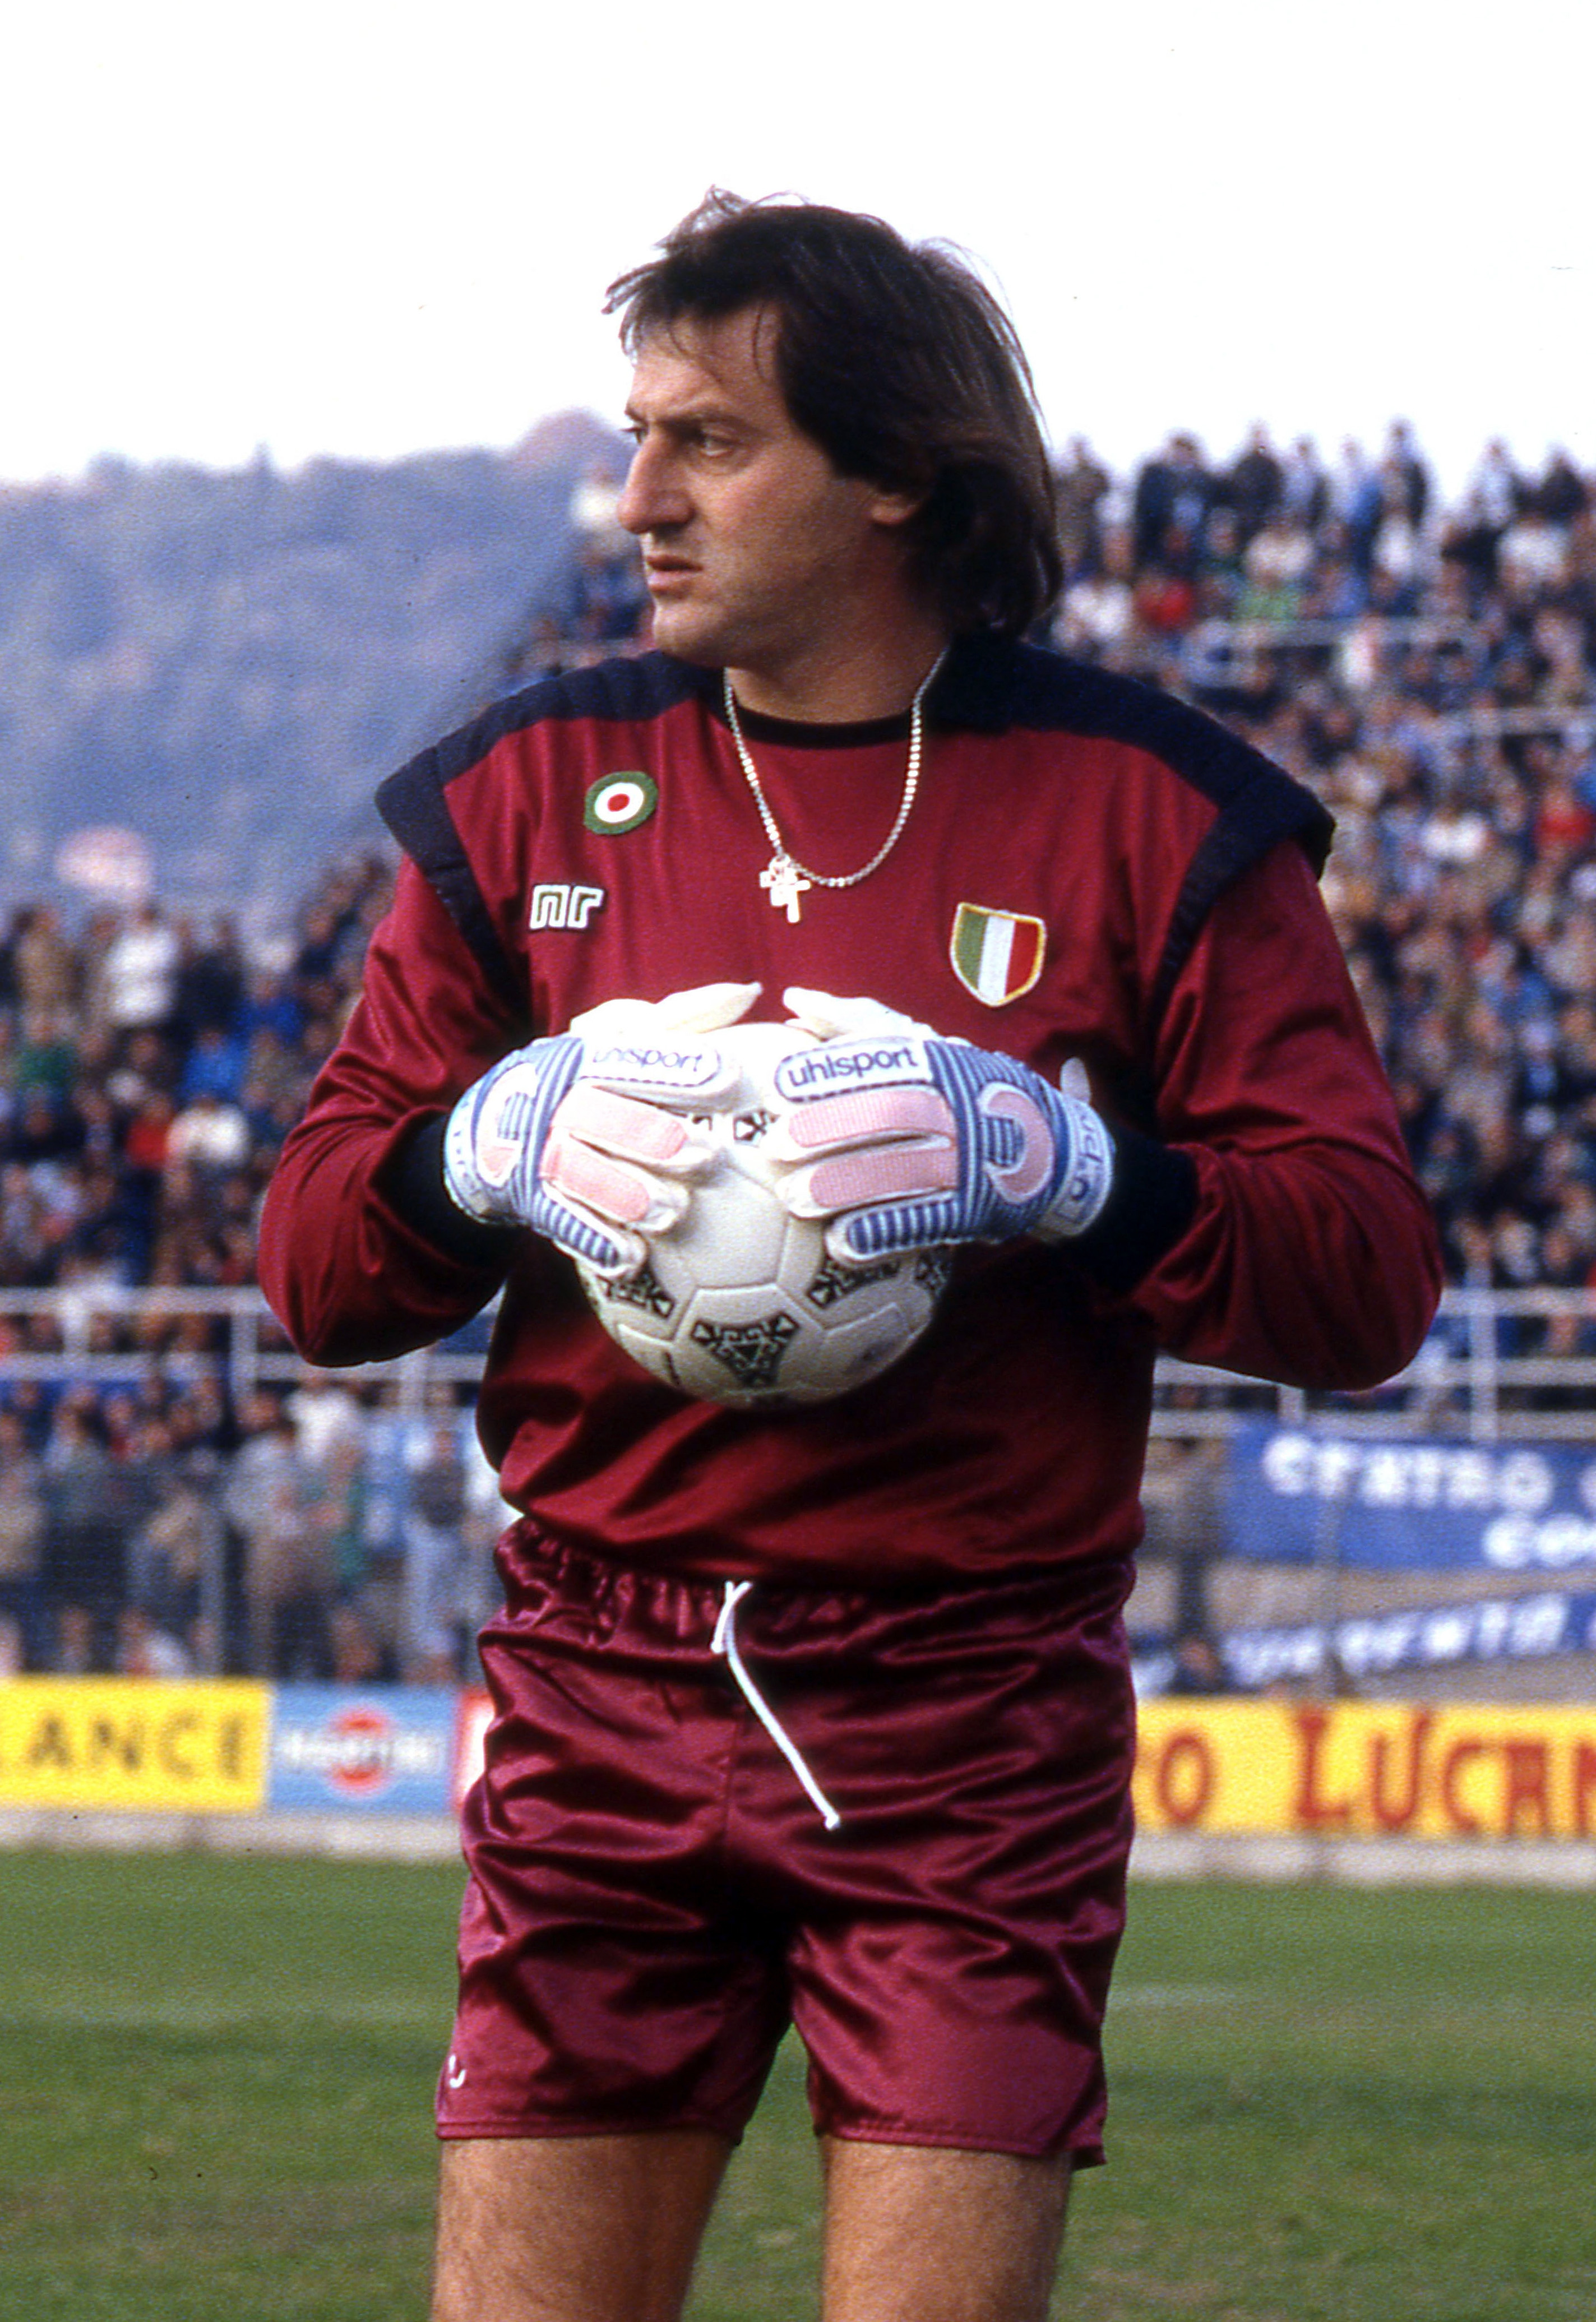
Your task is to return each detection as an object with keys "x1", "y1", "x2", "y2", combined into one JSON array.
[{"x1": 604, "y1": 191, "x2": 1062, "y2": 637}]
